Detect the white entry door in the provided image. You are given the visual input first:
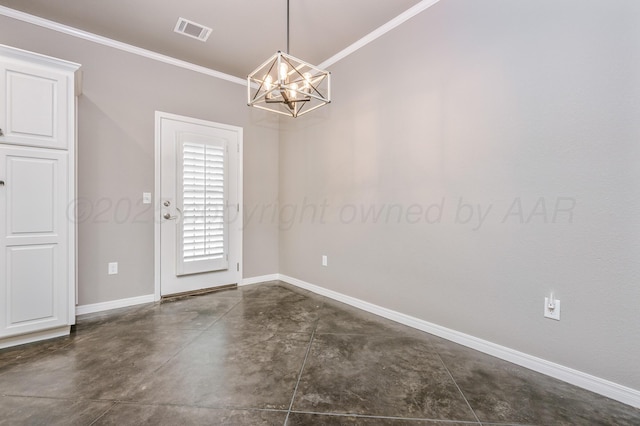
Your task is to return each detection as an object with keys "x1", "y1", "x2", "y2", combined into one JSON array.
[{"x1": 156, "y1": 112, "x2": 242, "y2": 297}]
